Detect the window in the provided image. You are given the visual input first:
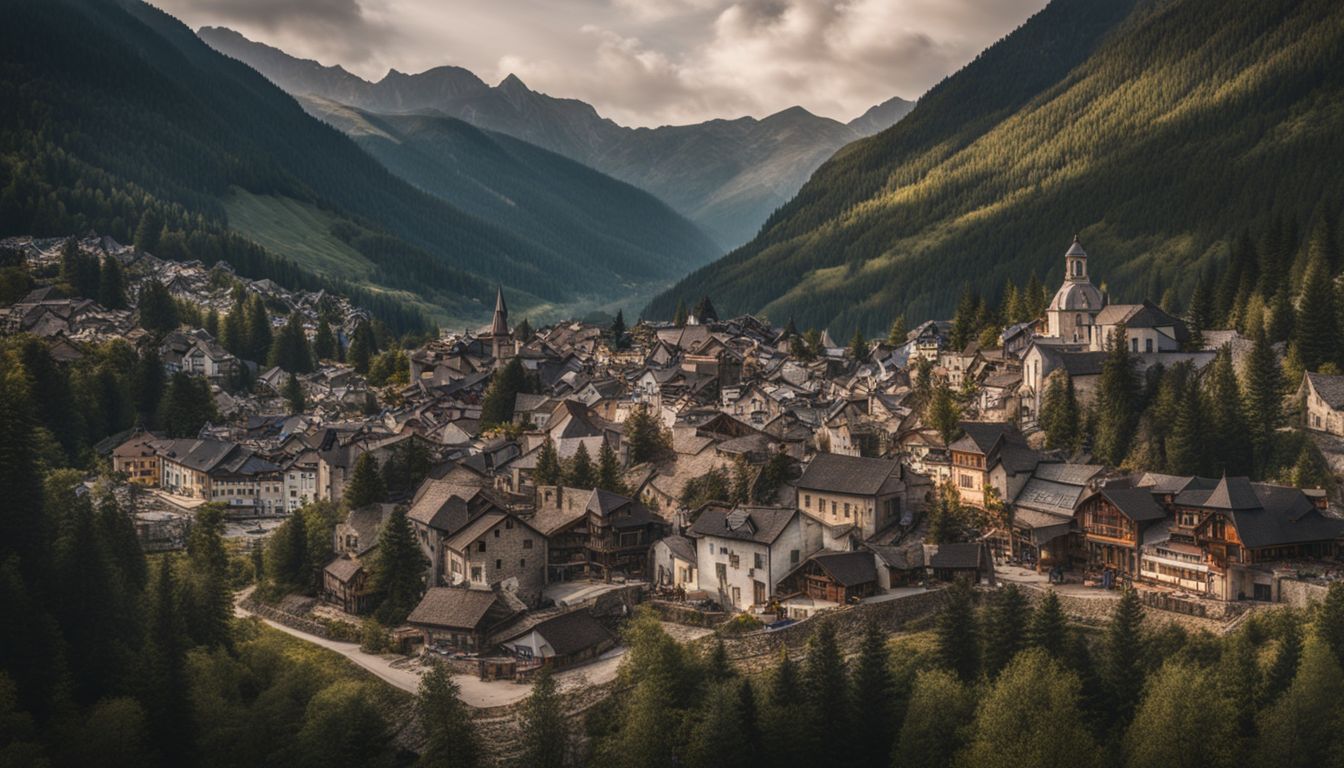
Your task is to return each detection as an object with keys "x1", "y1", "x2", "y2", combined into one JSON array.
[
  {"x1": 959, "y1": 474, "x2": 974, "y2": 489},
  {"x1": 790, "y1": 549, "x2": 800, "y2": 564},
  {"x1": 1131, "y1": 337, "x2": 1139, "y2": 352},
  {"x1": 1144, "y1": 338, "x2": 1153, "y2": 353},
  {"x1": 523, "y1": 539, "x2": 533, "y2": 550},
  {"x1": 505, "y1": 518, "x2": 513, "y2": 529},
  {"x1": 831, "y1": 501, "x2": 837, "y2": 515},
  {"x1": 843, "y1": 503, "x2": 851, "y2": 519},
  {"x1": 730, "y1": 553, "x2": 740, "y2": 568},
  {"x1": 520, "y1": 558, "x2": 526, "y2": 567},
  {"x1": 495, "y1": 559, "x2": 502, "y2": 570},
  {"x1": 477, "y1": 541, "x2": 486, "y2": 552},
  {"x1": 804, "y1": 494, "x2": 811, "y2": 508},
  {"x1": 494, "y1": 528, "x2": 500, "y2": 538},
  {"x1": 754, "y1": 553, "x2": 764, "y2": 570},
  {"x1": 471, "y1": 566, "x2": 482, "y2": 581}
]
